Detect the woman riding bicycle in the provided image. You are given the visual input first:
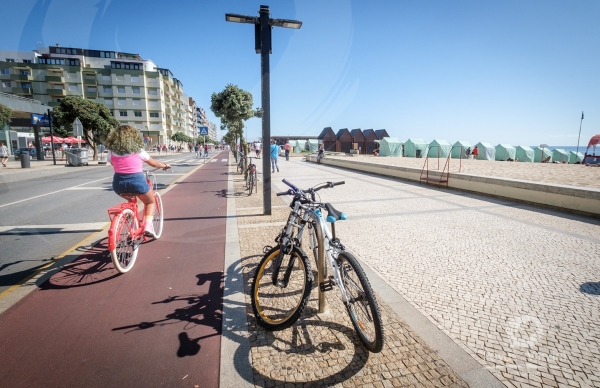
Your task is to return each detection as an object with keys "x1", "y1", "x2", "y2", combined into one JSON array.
[{"x1": 106, "y1": 125, "x2": 170, "y2": 238}]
